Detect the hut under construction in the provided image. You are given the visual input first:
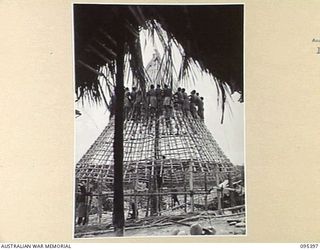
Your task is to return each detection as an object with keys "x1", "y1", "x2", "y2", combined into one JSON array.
[
  {"x1": 75, "y1": 54, "x2": 245, "y2": 236},
  {"x1": 73, "y1": 4, "x2": 245, "y2": 236}
]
